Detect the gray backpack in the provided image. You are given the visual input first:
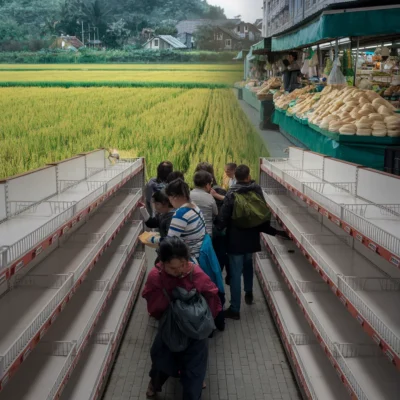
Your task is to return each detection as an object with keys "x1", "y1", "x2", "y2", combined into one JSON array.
[{"x1": 159, "y1": 271, "x2": 215, "y2": 352}]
